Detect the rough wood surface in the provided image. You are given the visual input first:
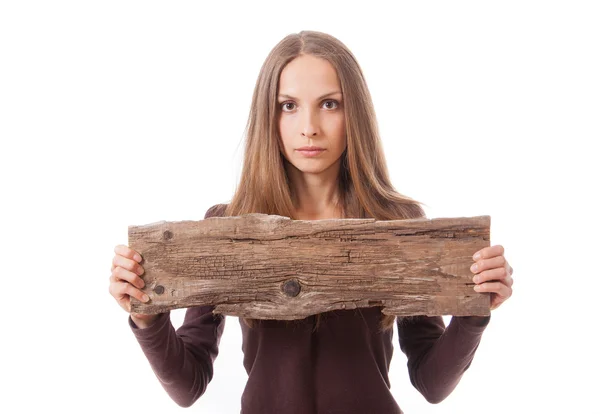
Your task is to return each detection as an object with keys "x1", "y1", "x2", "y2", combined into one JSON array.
[{"x1": 128, "y1": 214, "x2": 491, "y2": 319}]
